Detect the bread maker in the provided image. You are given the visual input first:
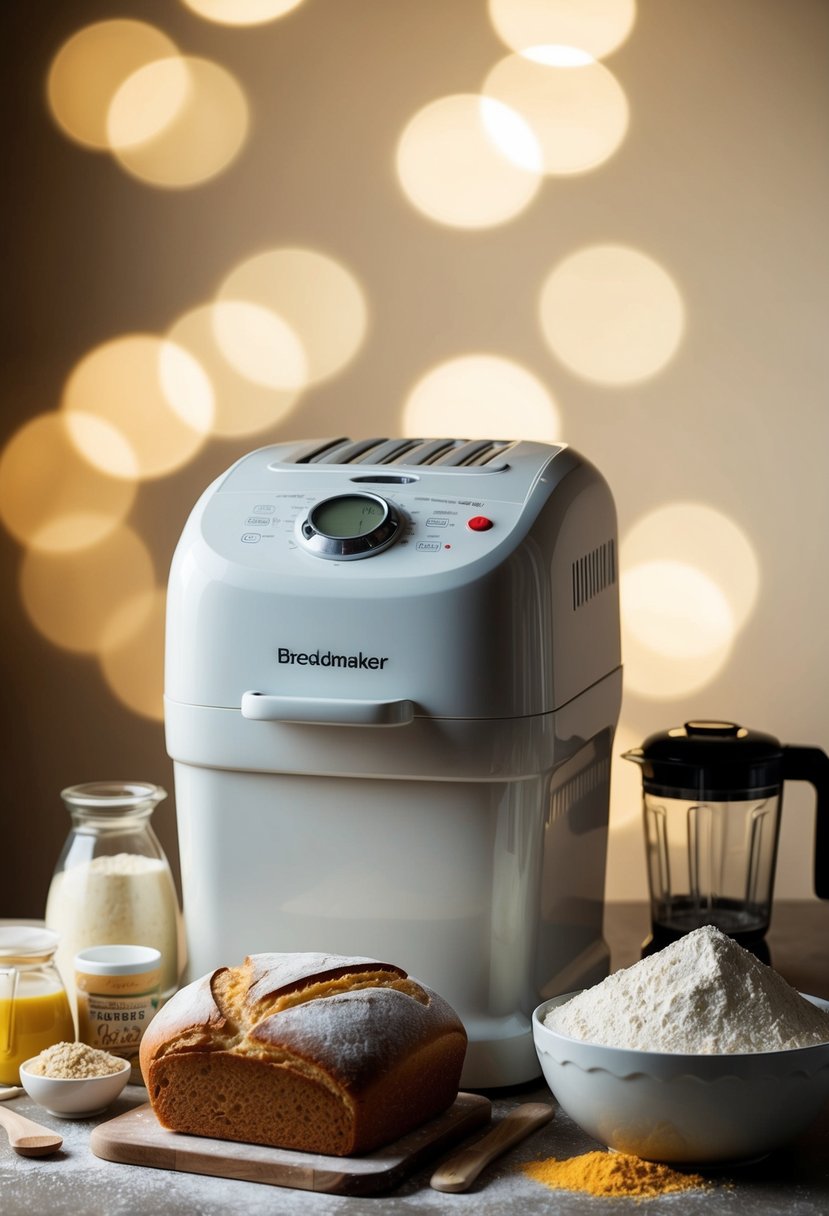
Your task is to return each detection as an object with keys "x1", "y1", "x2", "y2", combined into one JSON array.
[{"x1": 165, "y1": 436, "x2": 622, "y2": 1086}]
